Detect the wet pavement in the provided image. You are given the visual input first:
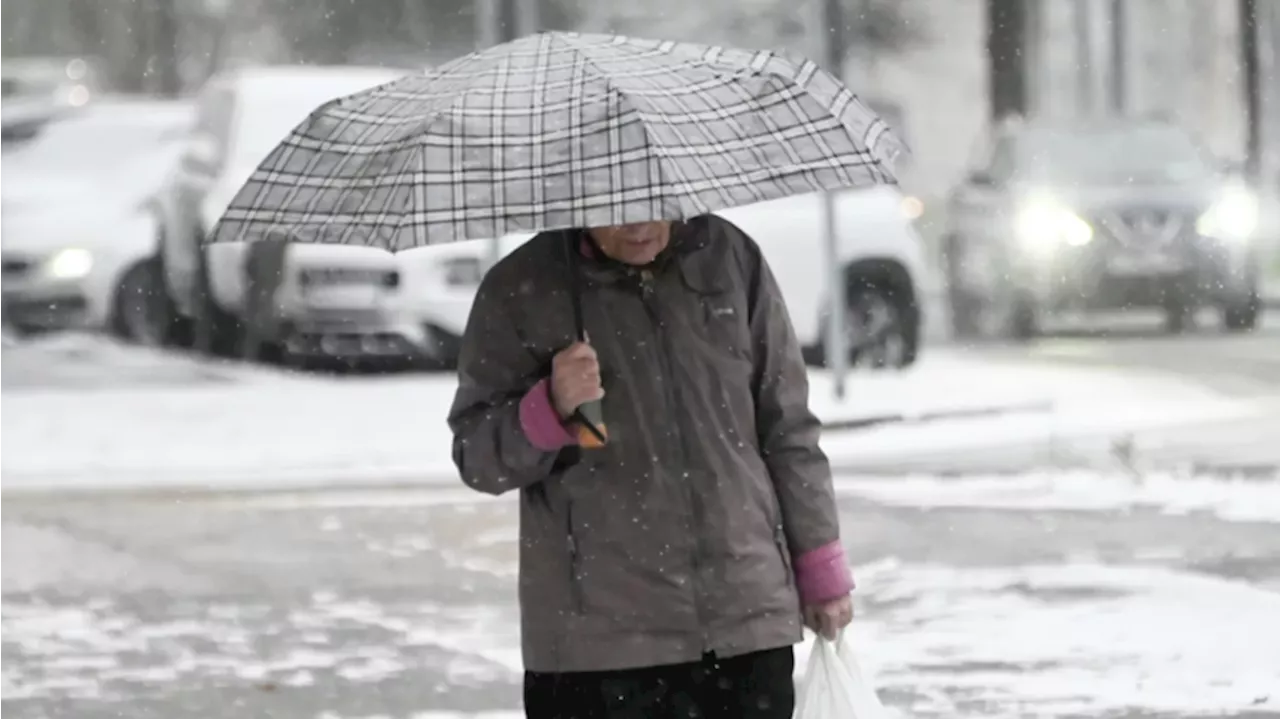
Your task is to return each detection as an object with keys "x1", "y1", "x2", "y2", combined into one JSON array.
[{"x1": 4, "y1": 487, "x2": 1279, "y2": 718}]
